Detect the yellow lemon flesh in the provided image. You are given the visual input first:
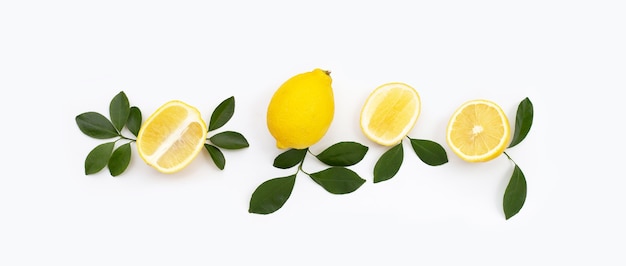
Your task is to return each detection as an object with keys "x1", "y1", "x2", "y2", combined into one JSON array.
[
  {"x1": 267, "y1": 68, "x2": 334, "y2": 149},
  {"x1": 360, "y1": 82, "x2": 421, "y2": 146},
  {"x1": 446, "y1": 99, "x2": 510, "y2": 162},
  {"x1": 136, "y1": 100, "x2": 207, "y2": 173}
]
